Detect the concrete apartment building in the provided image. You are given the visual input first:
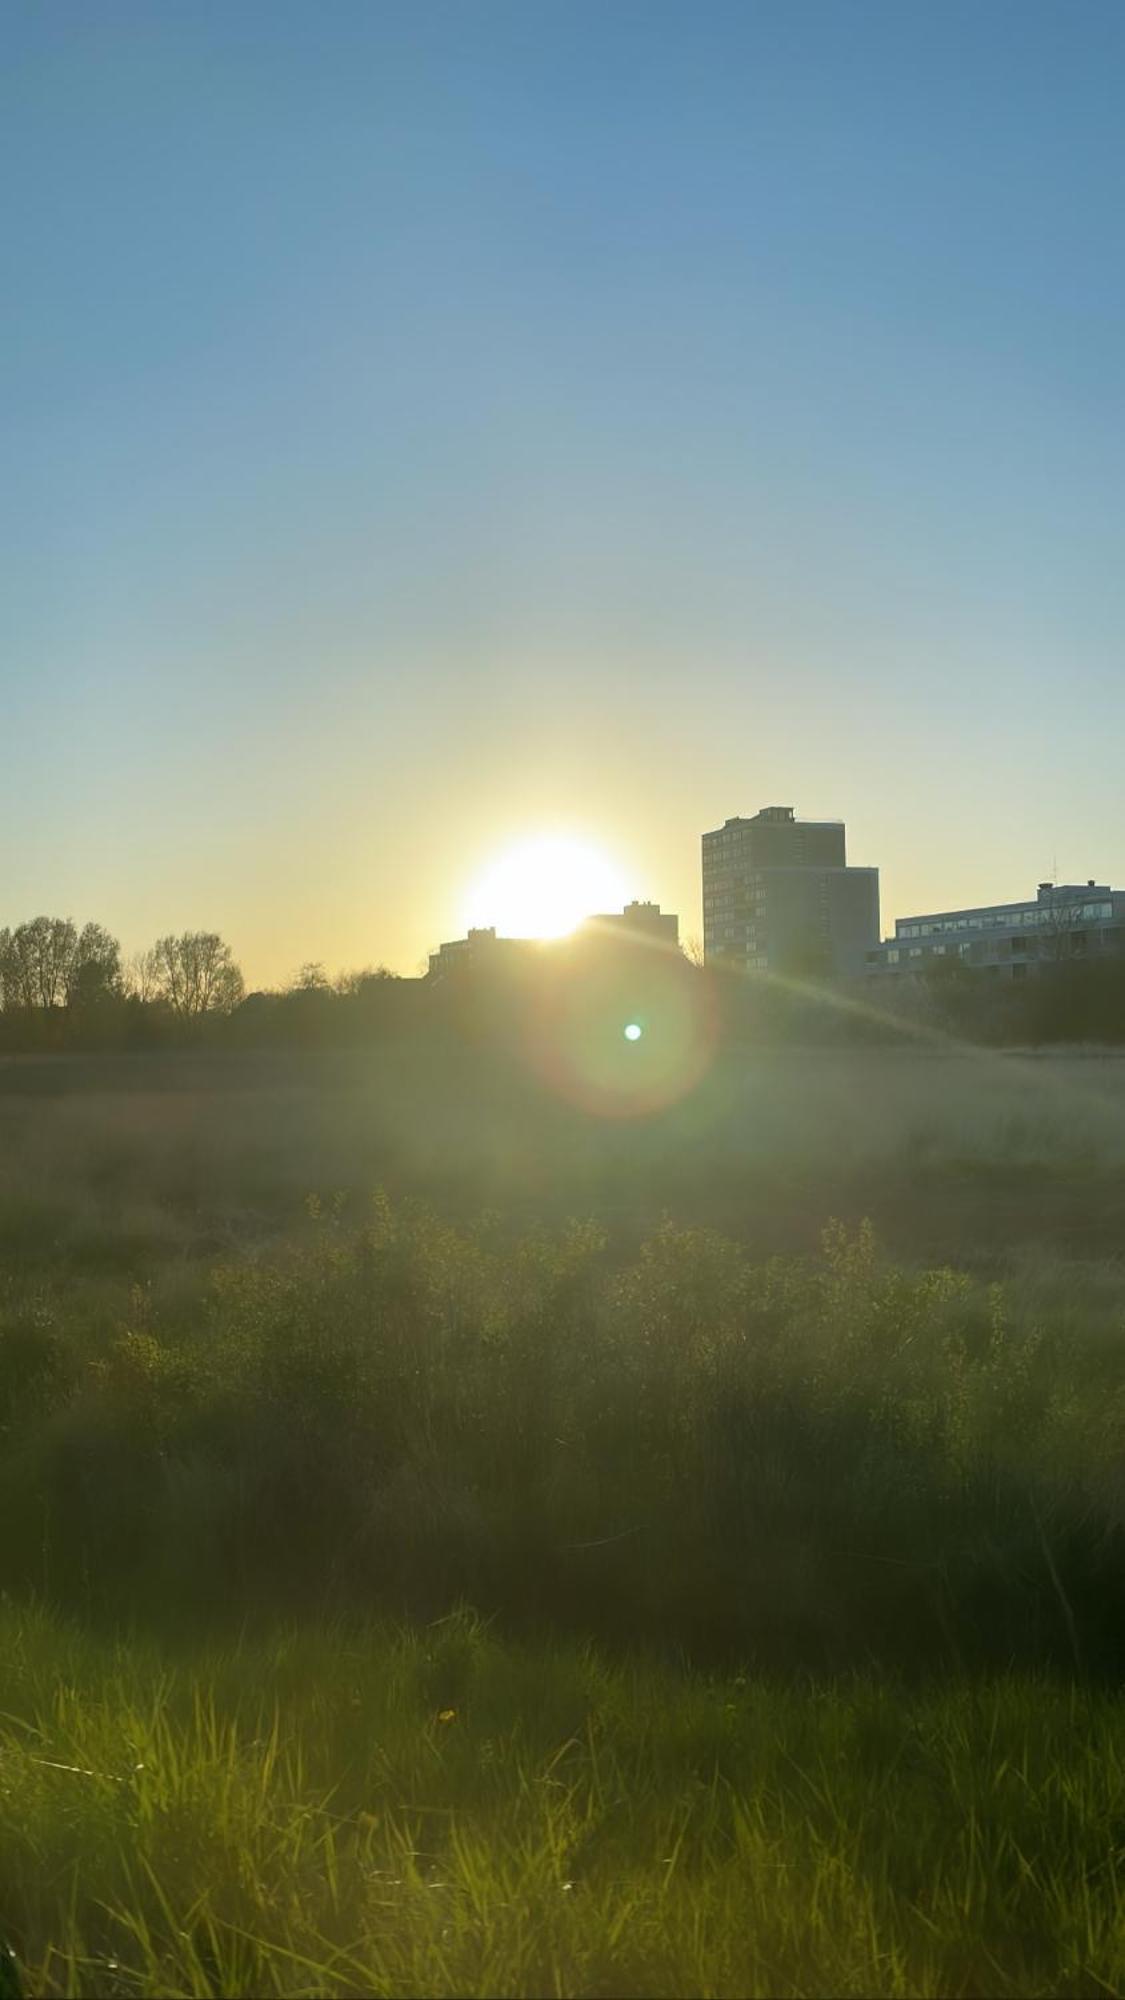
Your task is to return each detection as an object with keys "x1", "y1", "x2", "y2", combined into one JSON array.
[
  {"x1": 865, "y1": 881, "x2": 1125, "y2": 980},
  {"x1": 701, "y1": 805, "x2": 880, "y2": 978}
]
